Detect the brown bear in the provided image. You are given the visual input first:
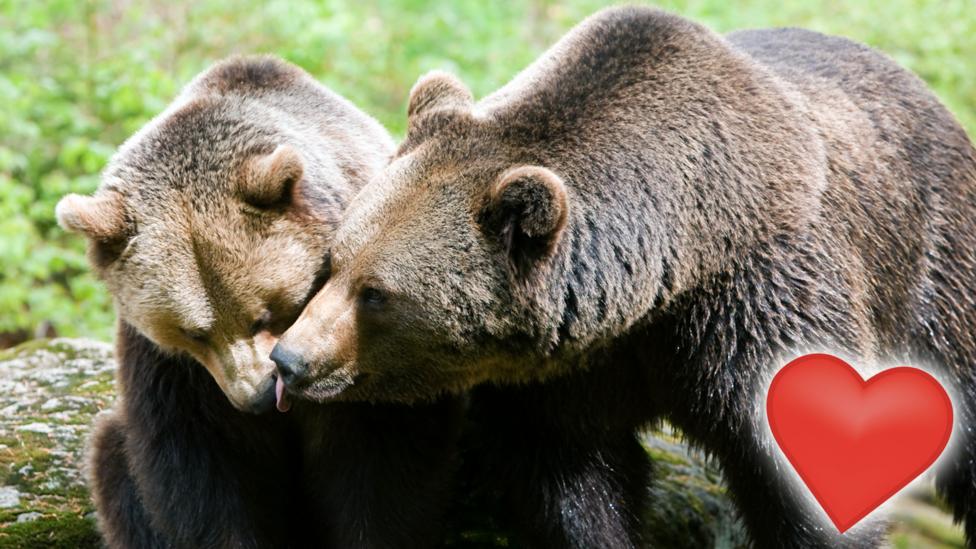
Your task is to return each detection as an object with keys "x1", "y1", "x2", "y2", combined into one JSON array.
[
  {"x1": 272, "y1": 7, "x2": 976, "y2": 548},
  {"x1": 58, "y1": 56, "x2": 461, "y2": 548}
]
